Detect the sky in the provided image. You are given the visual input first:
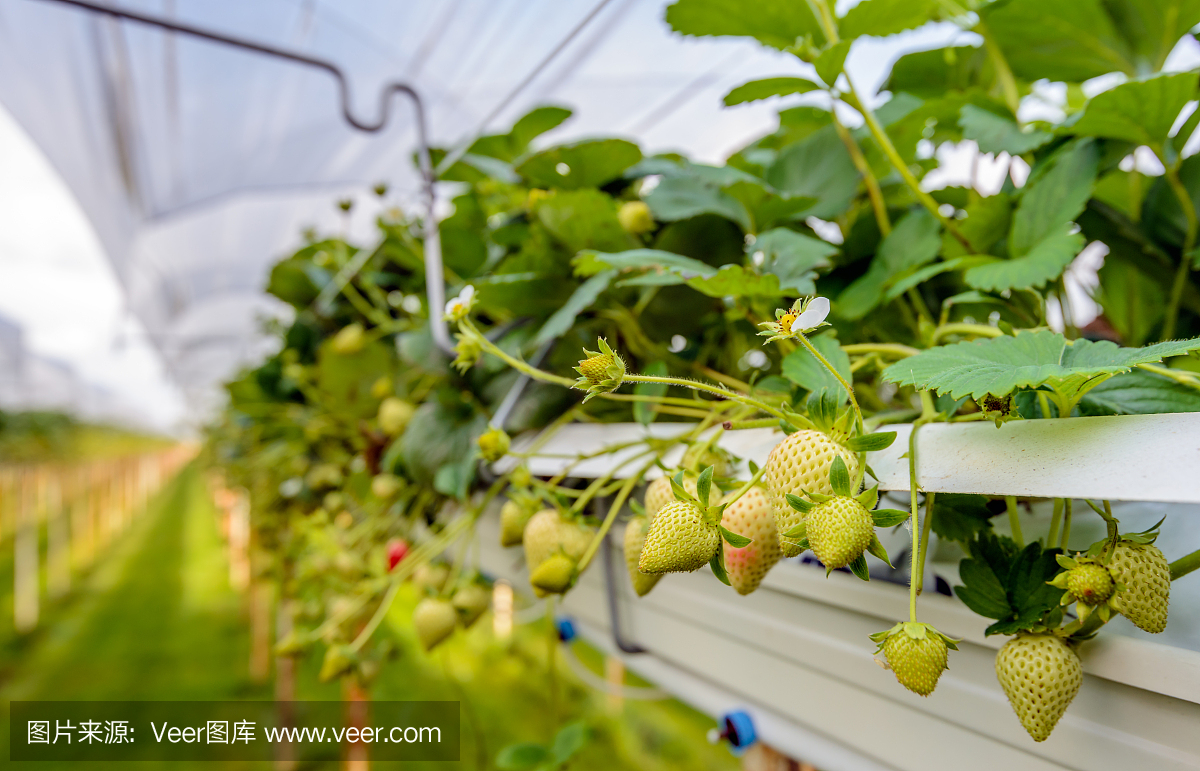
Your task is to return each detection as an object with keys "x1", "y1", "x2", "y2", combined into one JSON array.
[{"x1": 0, "y1": 105, "x2": 186, "y2": 432}]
